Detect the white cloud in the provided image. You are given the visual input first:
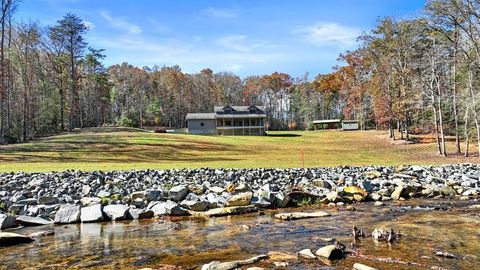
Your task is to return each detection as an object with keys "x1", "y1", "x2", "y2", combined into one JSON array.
[
  {"x1": 204, "y1": 7, "x2": 238, "y2": 18},
  {"x1": 100, "y1": 10, "x2": 142, "y2": 34},
  {"x1": 216, "y1": 34, "x2": 271, "y2": 52},
  {"x1": 84, "y1": 20, "x2": 95, "y2": 30},
  {"x1": 294, "y1": 22, "x2": 360, "y2": 47}
]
